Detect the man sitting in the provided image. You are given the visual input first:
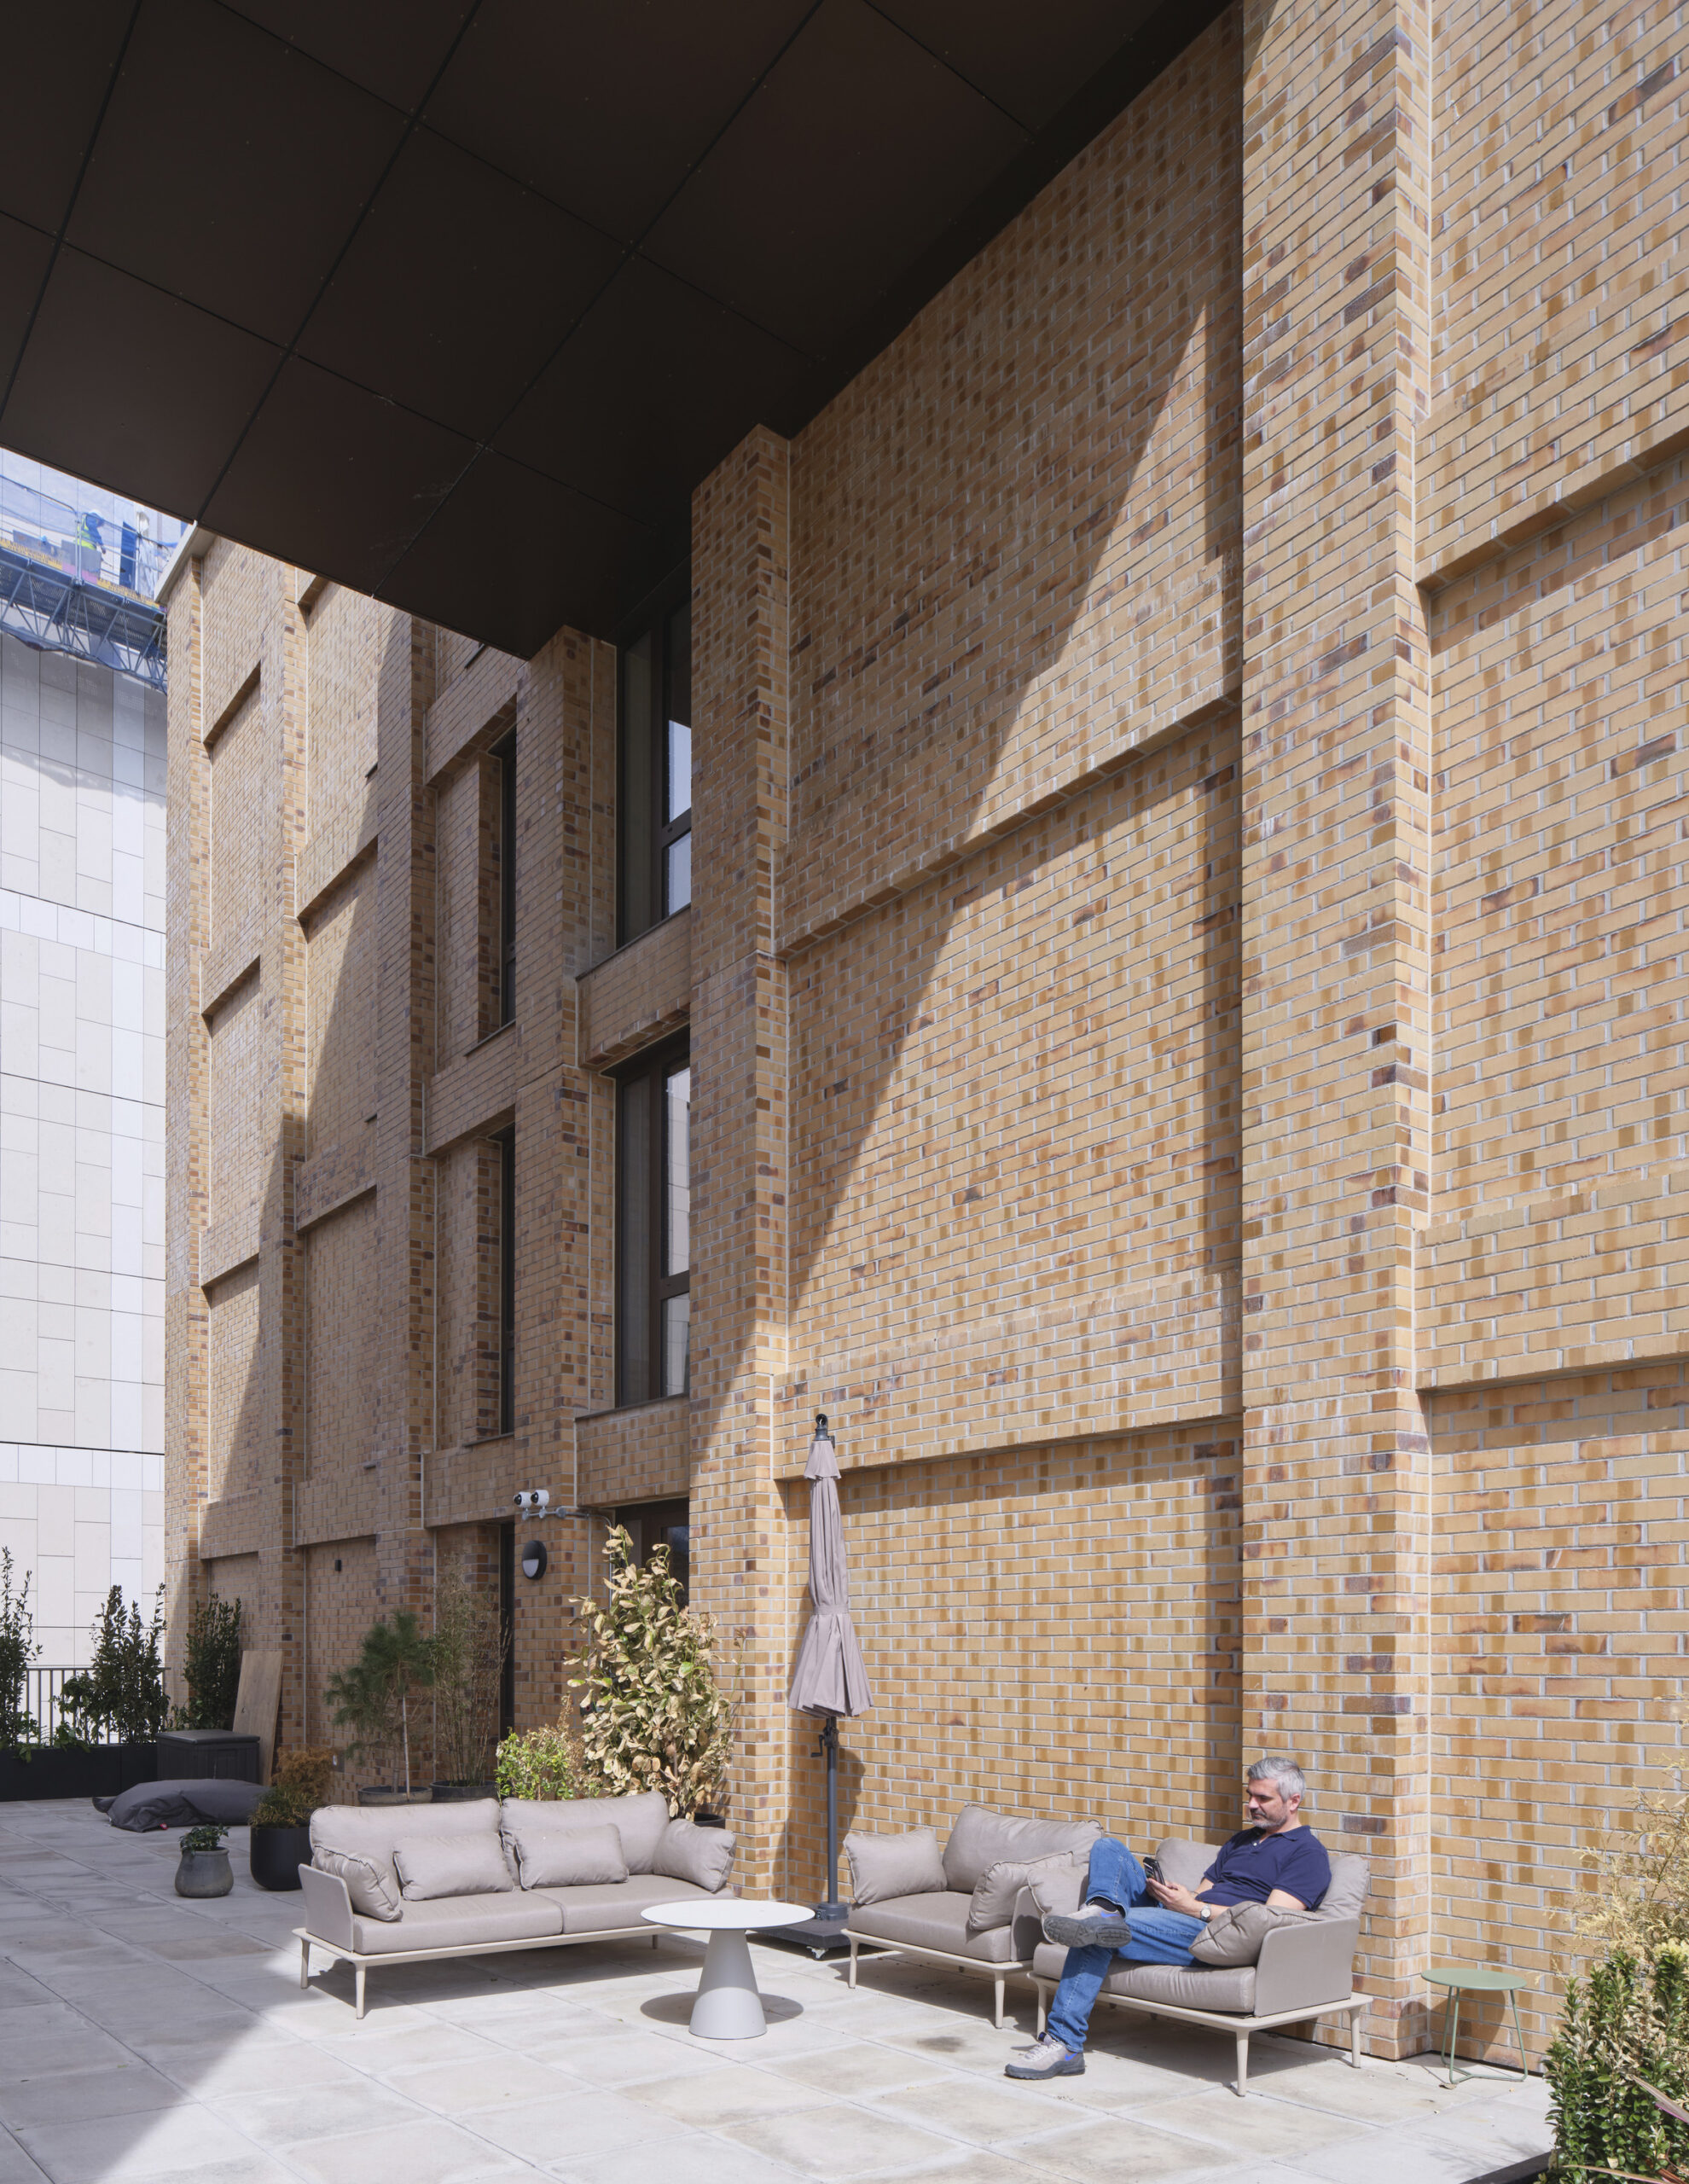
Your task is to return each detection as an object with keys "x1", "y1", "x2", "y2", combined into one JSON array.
[{"x1": 1005, "y1": 1755, "x2": 1330, "y2": 2080}]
